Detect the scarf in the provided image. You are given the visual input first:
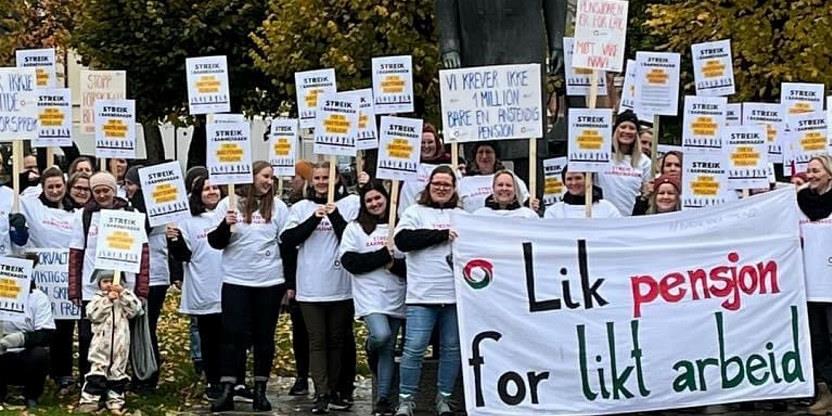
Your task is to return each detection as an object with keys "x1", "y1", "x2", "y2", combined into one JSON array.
[
  {"x1": 562, "y1": 186, "x2": 603, "y2": 206},
  {"x1": 483, "y1": 194, "x2": 521, "y2": 211},
  {"x1": 798, "y1": 187, "x2": 832, "y2": 221}
]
